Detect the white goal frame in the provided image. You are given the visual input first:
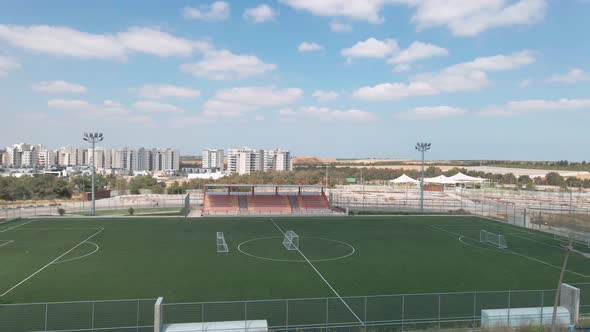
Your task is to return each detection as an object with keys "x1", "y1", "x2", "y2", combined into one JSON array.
[
  {"x1": 217, "y1": 232, "x2": 228, "y2": 253},
  {"x1": 282, "y1": 230, "x2": 299, "y2": 251},
  {"x1": 480, "y1": 230, "x2": 508, "y2": 249}
]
